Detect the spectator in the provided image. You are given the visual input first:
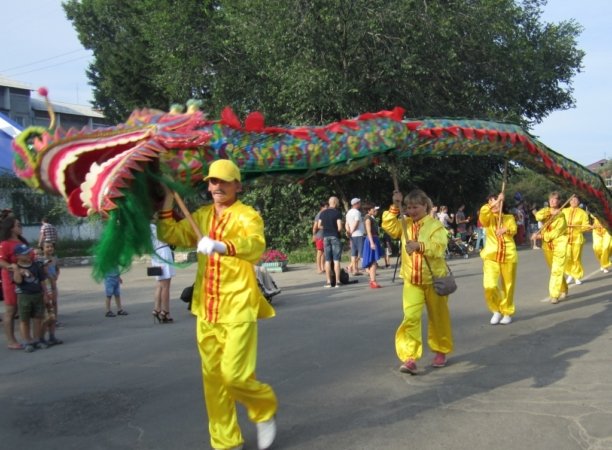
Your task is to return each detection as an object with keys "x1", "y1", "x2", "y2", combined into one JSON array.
[
  {"x1": 312, "y1": 202, "x2": 327, "y2": 274},
  {"x1": 0, "y1": 213, "x2": 30, "y2": 350},
  {"x1": 437, "y1": 206, "x2": 452, "y2": 230},
  {"x1": 11, "y1": 244, "x2": 48, "y2": 352},
  {"x1": 361, "y1": 204, "x2": 383, "y2": 288},
  {"x1": 454, "y1": 204, "x2": 470, "y2": 241},
  {"x1": 318, "y1": 196, "x2": 344, "y2": 288},
  {"x1": 345, "y1": 198, "x2": 365, "y2": 275},
  {"x1": 103, "y1": 268, "x2": 128, "y2": 317},
  {"x1": 38, "y1": 216, "x2": 58, "y2": 248},
  {"x1": 151, "y1": 221, "x2": 176, "y2": 323},
  {"x1": 41, "y1": 241, "x2": 62, "y2": 345}
]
